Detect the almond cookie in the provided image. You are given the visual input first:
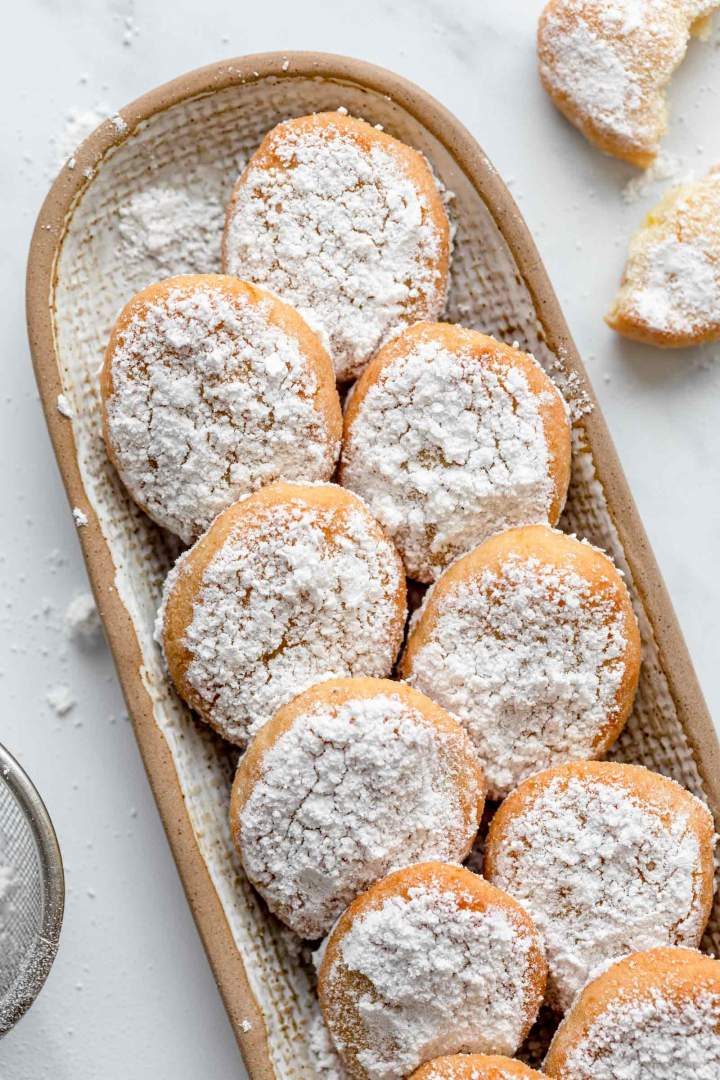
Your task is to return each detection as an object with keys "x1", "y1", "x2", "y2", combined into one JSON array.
[
  {"x1": 318, "y1": 862, "x2": 547, "y2": 1080},
  {"x1": 400, "y1": 526, "x2": 640, "y2": 799},
  {"x1": 544, "y1": 947, "x2": 720, "y2": 1079},
  {"x1": 607, "y1": 166, "x2": 720, "y2": 346},
  {"x1": 484, "y1": 762, "x2": 716, "y2": 1012},
  {"x1": 340, "y1": 323, "x2": 571, "y2": 583},
  {"x1": 101, "y1": 274, "x2": 341, "y2": 543},
  {"x1": 222, "y1": 113, "x2": 451, "y2": 381},
  {"x1": 410, "y1": 1055, "x2": 545, "y2": 1079},
  {"x1": 538, "y1": 0, "x2": 718, "y2": 167},
  {"x1": 230, "y1": 677, "x2": 485, "y2": 938},
  {"x1": 157, "y1": 482, "x2": 407, "y2": 745}
]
